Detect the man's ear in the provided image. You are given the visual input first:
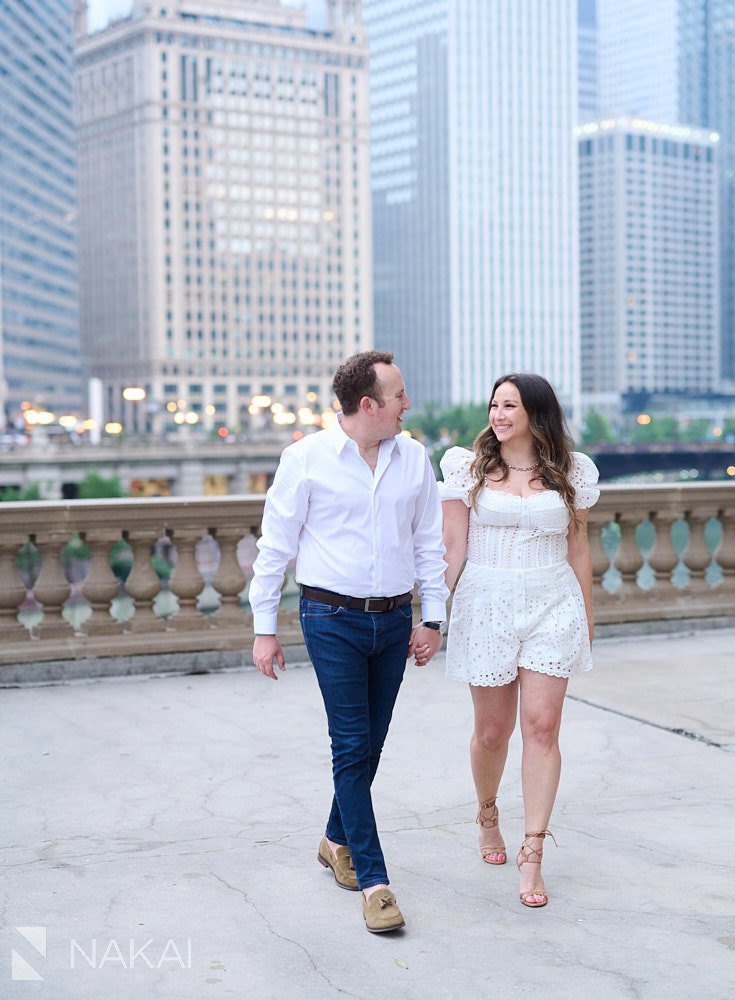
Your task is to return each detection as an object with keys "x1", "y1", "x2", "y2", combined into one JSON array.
[{"x1": 358, "y1": 395, "x2": 375, "y2": 415}]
